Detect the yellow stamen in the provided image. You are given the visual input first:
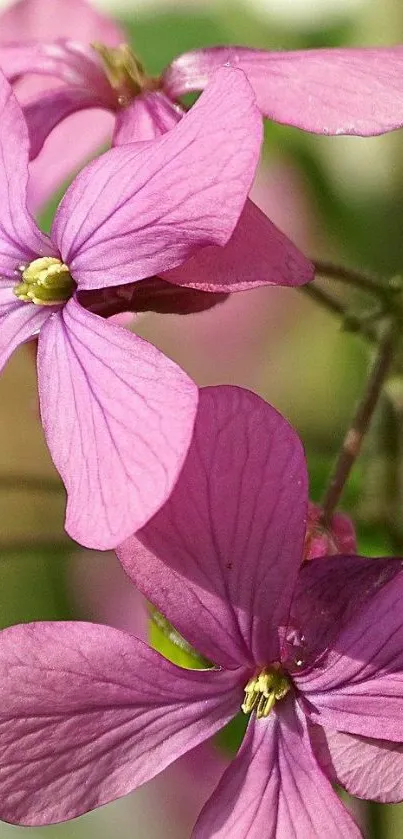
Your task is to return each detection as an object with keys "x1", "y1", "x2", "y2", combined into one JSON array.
[
  {"x1": 241, "y1": 666, "x2": 290, "y2": 719},
  {"x1": 13, "y1": 257, "x2": 75, "y2": 306},
  {"x1": 92, "y1": 42, "x2": 159, "y2": 106}
]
